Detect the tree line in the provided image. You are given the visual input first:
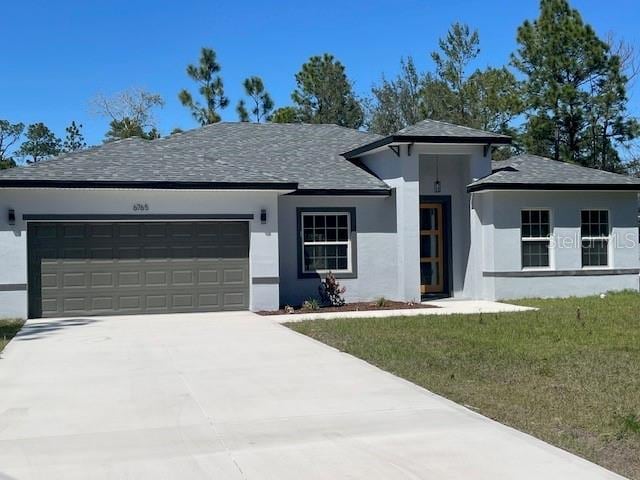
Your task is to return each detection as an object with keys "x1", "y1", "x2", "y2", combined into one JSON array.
[{"x1": 1, "y1": 0, "x2": 637, "y2": 173}]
